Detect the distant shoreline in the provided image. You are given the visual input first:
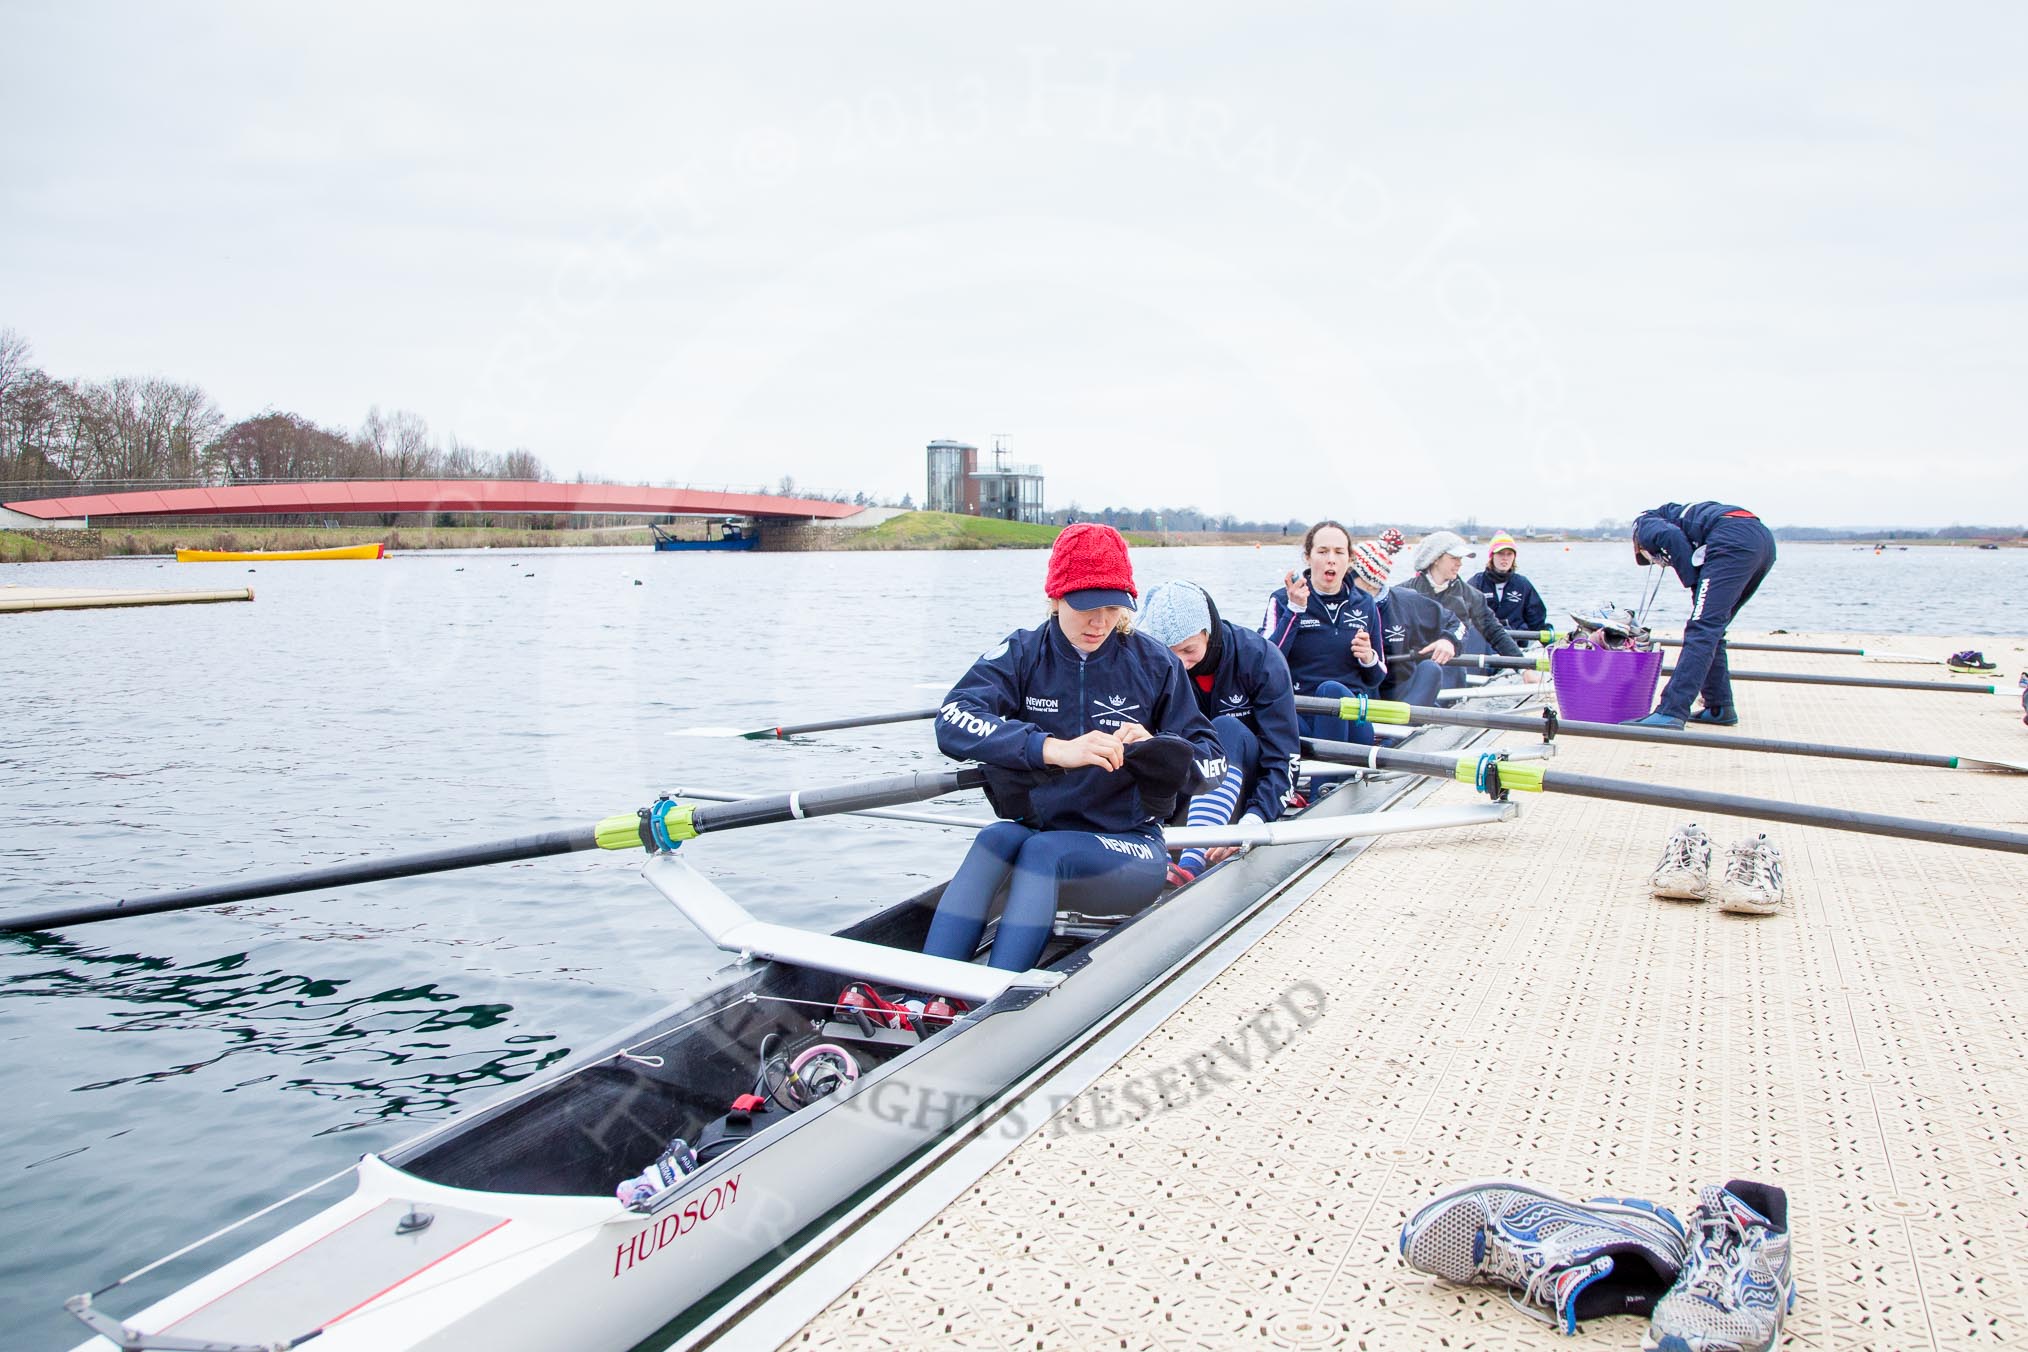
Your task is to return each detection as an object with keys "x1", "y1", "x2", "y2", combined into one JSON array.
[{"x1": 2, "y1": 517, "x2": 2020, "y2": 564}]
